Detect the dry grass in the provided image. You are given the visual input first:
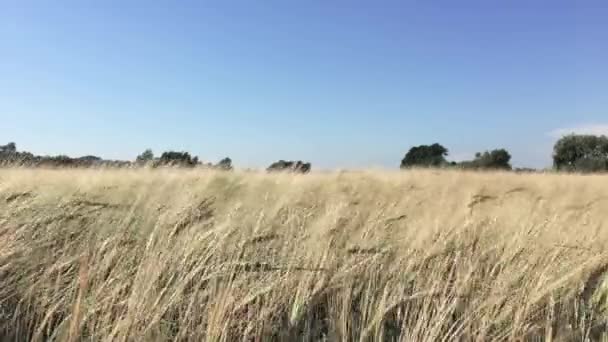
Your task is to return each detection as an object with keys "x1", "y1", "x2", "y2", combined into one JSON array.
[{"x1": 1, "y1": 168, "x2": 608, "y2": 341}]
